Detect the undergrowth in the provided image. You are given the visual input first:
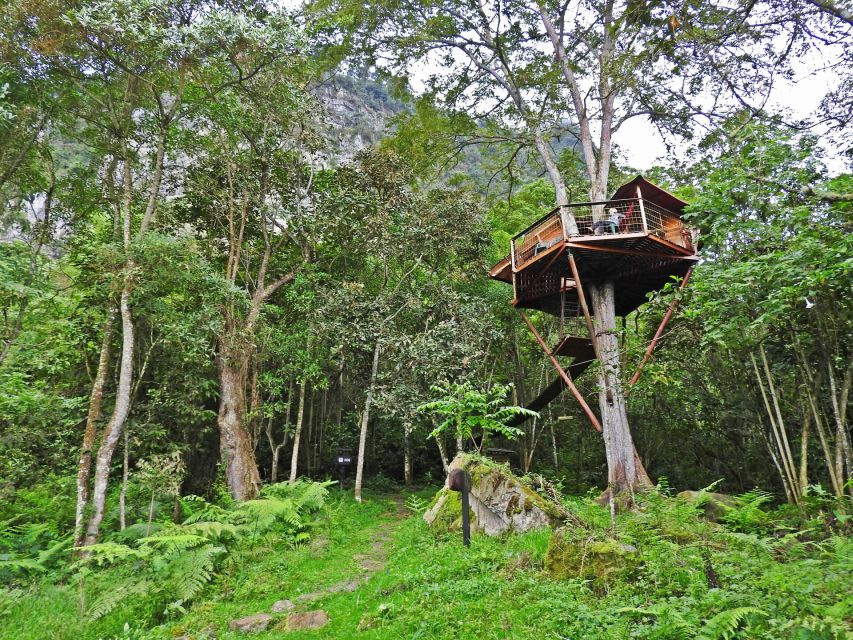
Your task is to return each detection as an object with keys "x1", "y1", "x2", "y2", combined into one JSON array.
[{"x1": 0, "y1": 480, "x2": 849, "y2": 640}]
